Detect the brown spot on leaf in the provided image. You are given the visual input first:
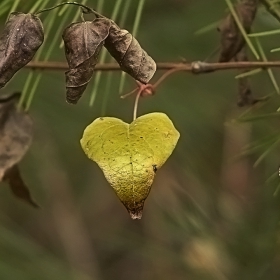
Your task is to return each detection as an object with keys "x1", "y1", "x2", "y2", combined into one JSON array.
[{"x1": 152, "y1": 164, "x2": 158, "y2": 173}]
